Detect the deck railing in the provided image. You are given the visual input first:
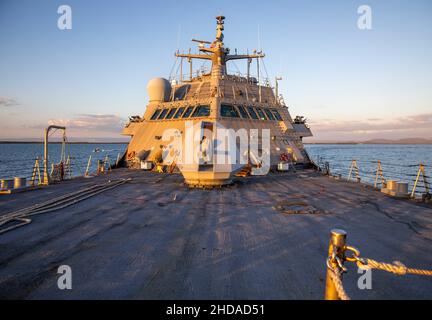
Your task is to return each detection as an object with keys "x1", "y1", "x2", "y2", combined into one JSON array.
[
  {"x1": 0, "y1": 152, "x2": 123, "y2": 192},
  {"x1": 312, "y1": 156, "x2": 431, "y2": 200}
]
